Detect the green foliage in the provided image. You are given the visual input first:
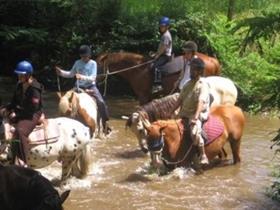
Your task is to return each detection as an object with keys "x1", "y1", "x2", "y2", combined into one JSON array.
[
  {"x1": 204, "y1": 15, "x2": 280, "y2": 111},
  {"x1": 0, "y1": 0, "x2": 279, "y2": 110}
]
